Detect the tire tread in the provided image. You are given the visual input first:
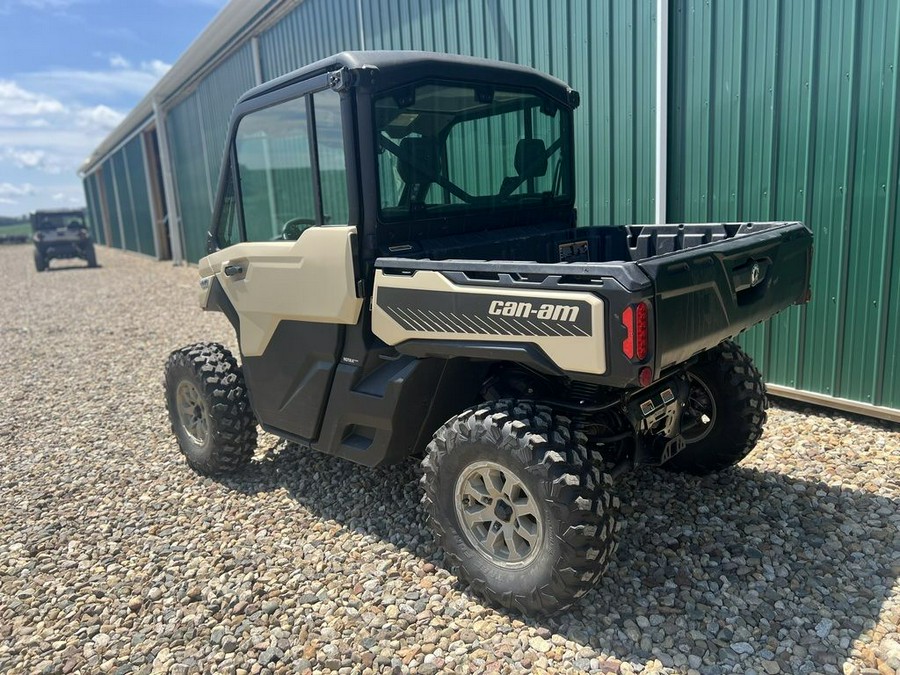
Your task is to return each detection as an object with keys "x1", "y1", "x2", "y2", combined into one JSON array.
[
  {"x1": 164, "y1": 342, "x2": 257, "y2": 475},
  {"x1": 421, "y1": 399, "x2": 618, "y2": 615}
]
